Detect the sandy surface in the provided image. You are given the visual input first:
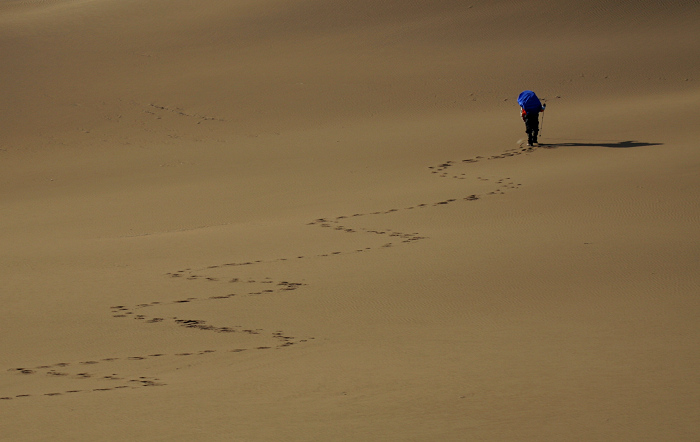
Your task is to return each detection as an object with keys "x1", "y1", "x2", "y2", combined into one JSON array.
[{"x1": 2, "y1": 0, "x2": 699, "y2": 440}]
